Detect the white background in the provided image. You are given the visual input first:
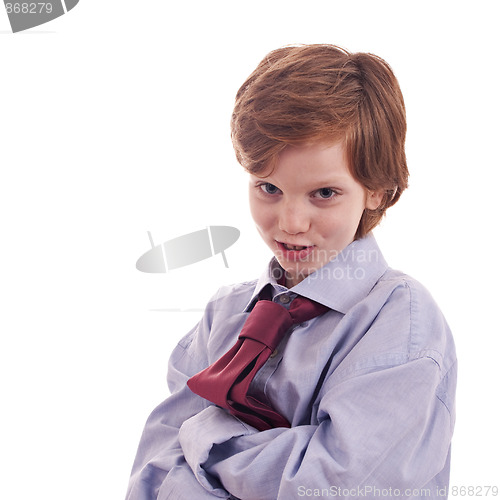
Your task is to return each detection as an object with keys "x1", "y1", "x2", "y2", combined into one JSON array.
[{"x1": 1, "y1": 1, "x2": 498, "y2": 498}]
